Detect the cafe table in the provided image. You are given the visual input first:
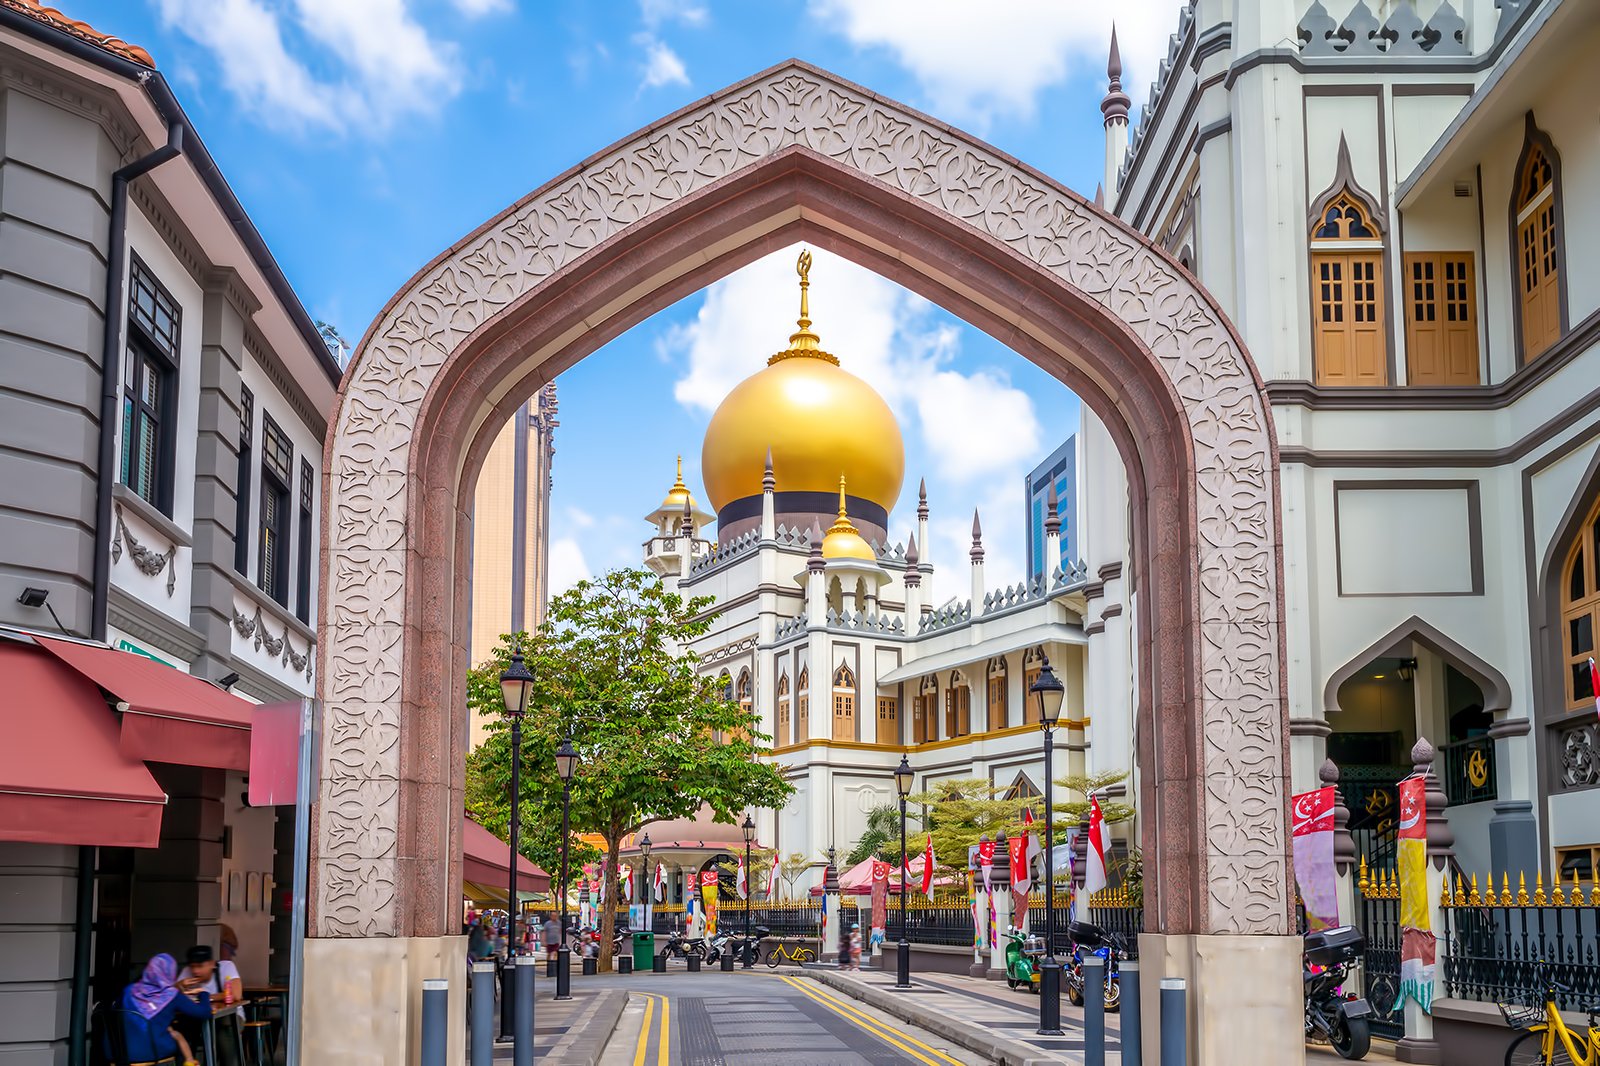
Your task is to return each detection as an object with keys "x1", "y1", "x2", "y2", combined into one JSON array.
[{"x1": 200, "y1": 998, "x2": 248, "y2": 1065}]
